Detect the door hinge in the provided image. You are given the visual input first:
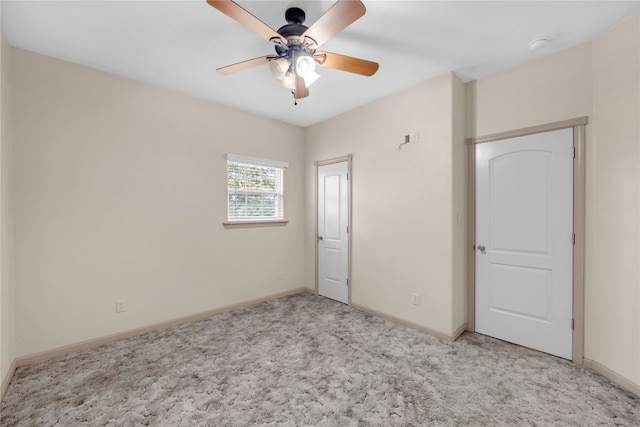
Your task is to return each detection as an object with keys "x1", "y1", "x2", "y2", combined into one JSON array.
[
  {"x1": 346, "y1": 278, "x2": 349, "y2": 287},
  {"x1": 572, "y1": 147, "x2": 576, "y2": 159},
  {"x1": 573, "y1": 233, "x2": 576, "y2": 245},
  {"x1": 346, "y1": 173, "x2": 349, "y2": 180},
  {"x1": 571, "y1": 318, "x2": 575, "y2": 330},
  {"x1": 346, "y1": 225, "x2": 349, "y2": 234}
]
